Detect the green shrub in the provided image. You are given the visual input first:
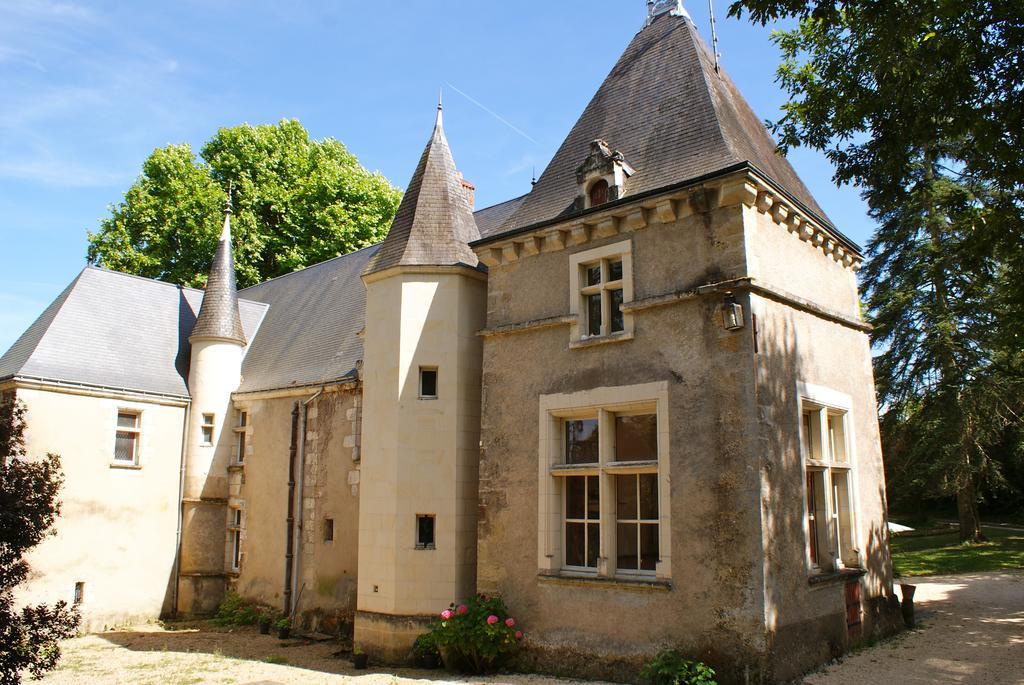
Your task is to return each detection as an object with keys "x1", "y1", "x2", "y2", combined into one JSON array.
[
  {"x1": 640, "y1": 649, "x2": 717, "y2": 685},
  {"x1": 412, "y1": 631, "x2": 440, "y2": 666},
  {"x1": 425, "y1": 595, "x2": 523, "y2": 674},
  {"x1": 212, "y1": 592, "x2": 261, "y2": 626}
]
